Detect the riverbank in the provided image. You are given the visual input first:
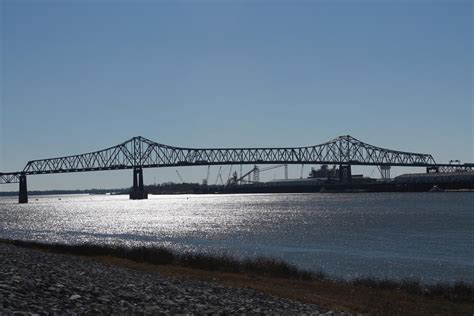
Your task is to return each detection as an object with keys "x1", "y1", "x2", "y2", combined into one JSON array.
[
  {"x1": 0, "y1": 242, "x2": 335, "y2": 315},
  {"x1": 1, "y1": 240, "x2": 472, "y2": 315}
]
